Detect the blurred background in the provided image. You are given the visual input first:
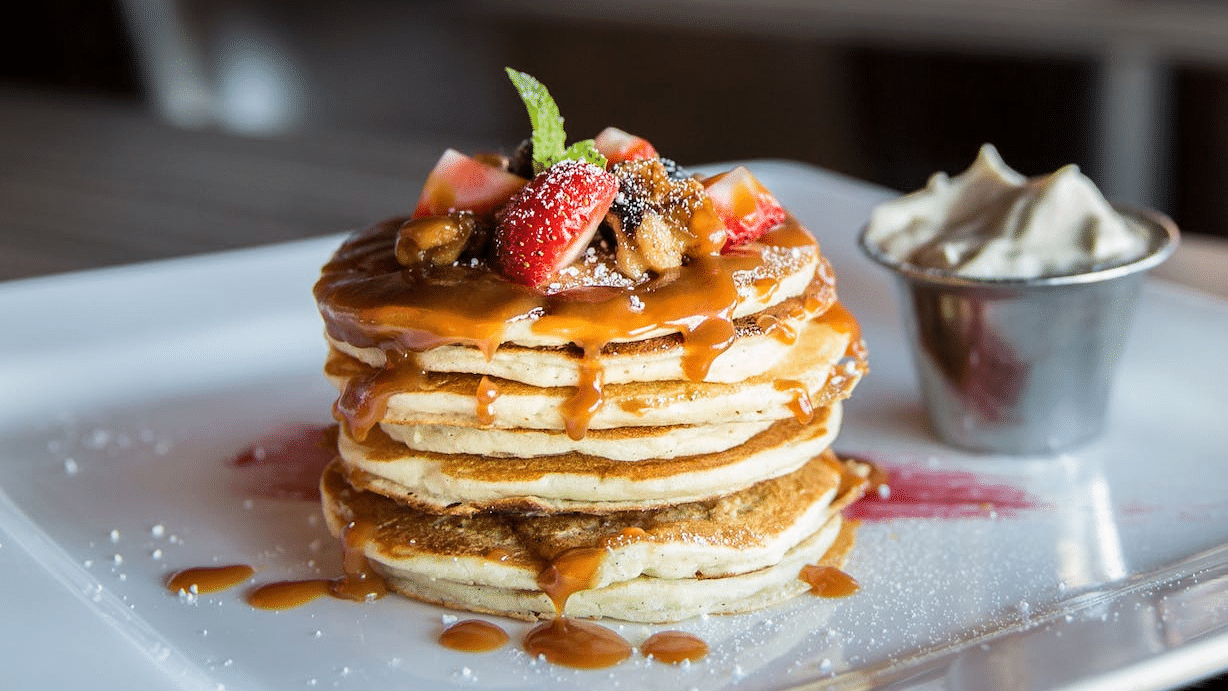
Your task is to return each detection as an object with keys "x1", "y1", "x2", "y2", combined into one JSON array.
[{"x1": 2, "y1": 0, "x2": 1227, "y2": 280}]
